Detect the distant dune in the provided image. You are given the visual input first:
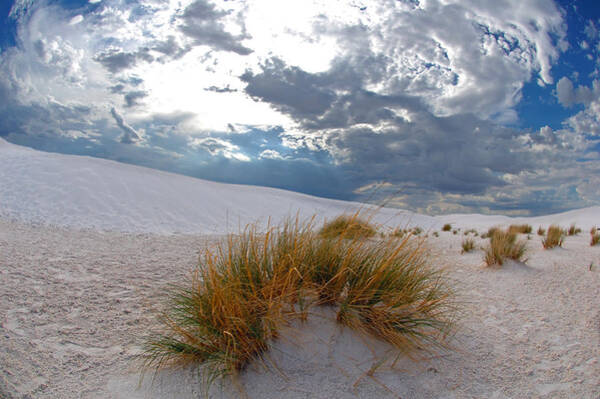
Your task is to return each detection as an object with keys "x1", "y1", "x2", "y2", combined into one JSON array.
[{"x1": 0, "y1": 138, "x2": 597, "y2": 234}]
